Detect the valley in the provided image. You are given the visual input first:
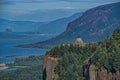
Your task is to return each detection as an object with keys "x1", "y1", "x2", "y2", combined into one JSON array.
[{"x1": 0, "y1": 1, "x2": 120, "y2": 80}]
